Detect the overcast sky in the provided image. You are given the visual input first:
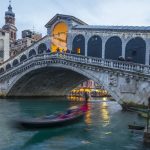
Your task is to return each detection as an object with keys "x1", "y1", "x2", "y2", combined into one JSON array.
[{"x1": 1, "y1": 0, "x2": 150, "y2": 38}]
